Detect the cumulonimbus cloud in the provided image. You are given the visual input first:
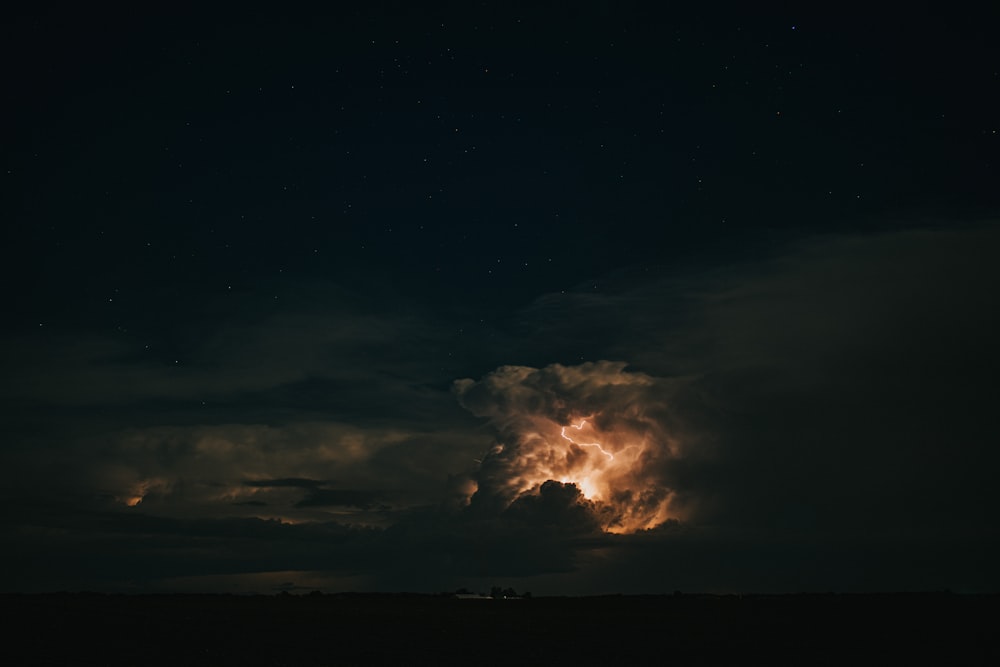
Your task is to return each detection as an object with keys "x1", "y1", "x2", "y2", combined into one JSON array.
[{"x1": 454, "y1": 361, "x2": 692, "y2": 533}]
